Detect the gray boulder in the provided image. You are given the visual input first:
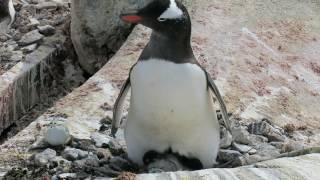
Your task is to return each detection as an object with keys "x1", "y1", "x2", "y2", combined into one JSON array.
[{"x1": 71, "y1": 0, "x2": 153, "y2": 74}]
